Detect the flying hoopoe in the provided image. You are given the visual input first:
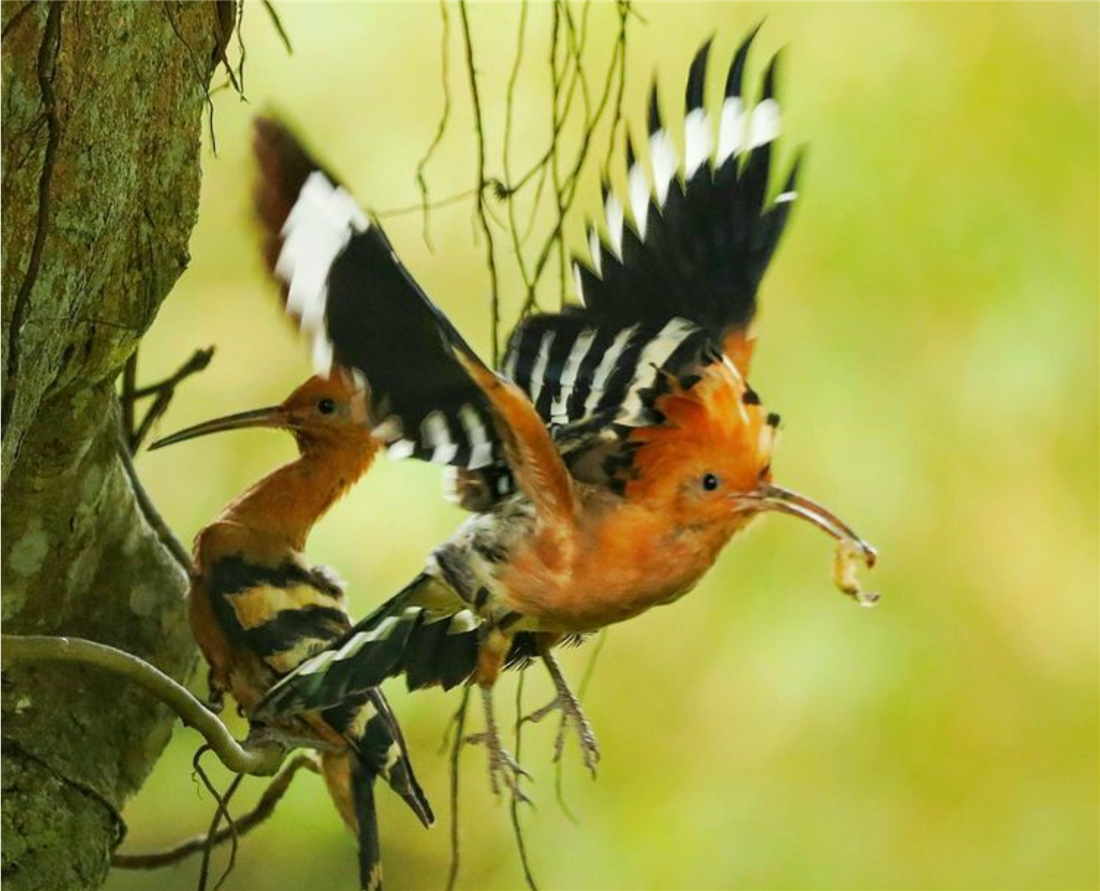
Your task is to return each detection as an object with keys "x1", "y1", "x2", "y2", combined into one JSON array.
[
  {"x1": 150, "y1": 375, "x2": 433, "y2": 891},
  {"x1": 246, "y1": 29, "x2": 877, "y2": 797}
]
